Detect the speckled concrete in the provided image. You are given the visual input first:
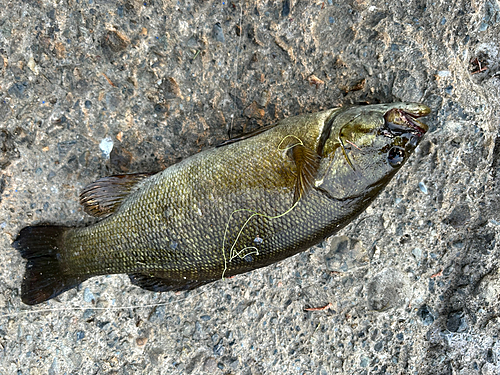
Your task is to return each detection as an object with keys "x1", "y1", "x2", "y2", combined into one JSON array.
[{"x1": 1, "y1": 0, "x2": 499, "y2": 374}]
